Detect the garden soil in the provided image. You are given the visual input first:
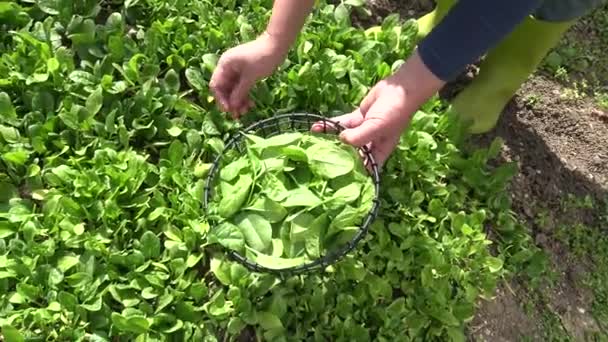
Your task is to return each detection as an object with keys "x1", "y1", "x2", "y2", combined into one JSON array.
[
  {"x1": 465, "y1": 75, "x2": 608, "y2": 341},
  {"x1": 351, "y1": 1, "x2": 608, "y2": 340}
]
